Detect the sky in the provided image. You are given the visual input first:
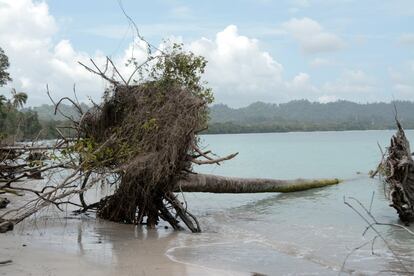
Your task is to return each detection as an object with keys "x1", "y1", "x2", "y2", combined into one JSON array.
[{"x1": 0, "y1": 0, "x2": 413, "y2": 107}]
